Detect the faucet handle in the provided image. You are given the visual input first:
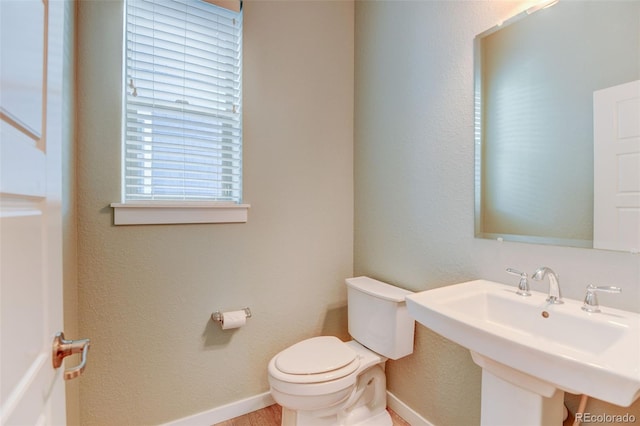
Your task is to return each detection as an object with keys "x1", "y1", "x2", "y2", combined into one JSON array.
[
  {"x1": 506, "y1": 268, "x2": 531, "y2": 297},
  {"x1": 582, "y1": 284, "x2": 622, "y2": 313}
]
